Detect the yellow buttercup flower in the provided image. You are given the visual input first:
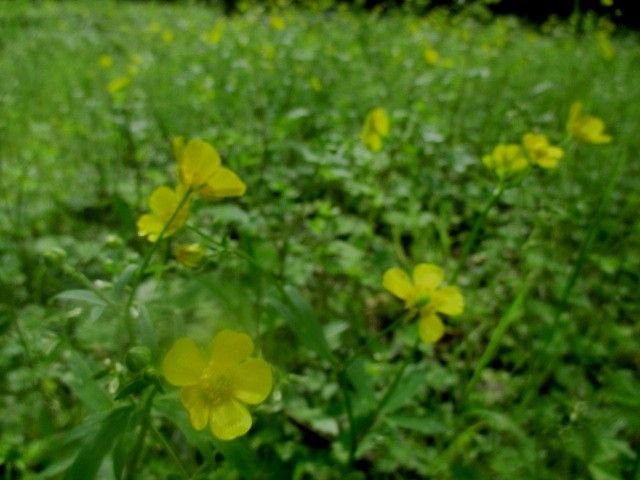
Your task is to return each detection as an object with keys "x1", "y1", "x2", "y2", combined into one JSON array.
[
  {"x1": 567, "y1": 102, "x2": 612, "y2": 144},
  {"x1": 269, "y1": 15, "x2": 286, "y2": 31},
  {"x1": 361, "y1": 107, "x2": 390, "y2": 152},
  {"x1": 107, "y1": 76, "x2": 130, "y2": 95},
  {"x1": 172, "y1": 138, "x2": 247, "y2": 200},
  {"x1": 424, "y1": 48, "x2": 440, "y2": 66},
  {"x1": 137, "y1": 185, "x2": 191, "y2": 242},
  {"x1": 98, "y1": 54, "x2": 113, "y2": 69},
  {"x1": 174, "y1": 243, "x2": 205, "y2": 267},
  {"x1": 162, "y1": 330, "x2": 273, "y2": 440},
  {"x1": 203, "y1": 21, "x2": 225, "y2": 45},
  {"x1": 383, "y1": 264, "x2": 464, "y2": 344},
  {"x1": 482, "y1": 144, "x2": 529, "y2": 178},
  {"x1": 162, "y1": 30, "x2": 174, "y2": 44},
  {"x1": 522, "y1": 133, "x2": 564, "y2": 169}
]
